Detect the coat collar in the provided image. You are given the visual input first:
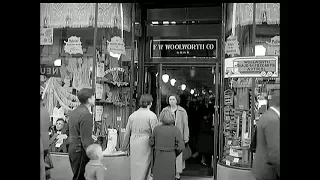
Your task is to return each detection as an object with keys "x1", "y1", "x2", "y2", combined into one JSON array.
[{"x1": 163, "y1": 105, "x2": 185, "y2": 112}]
